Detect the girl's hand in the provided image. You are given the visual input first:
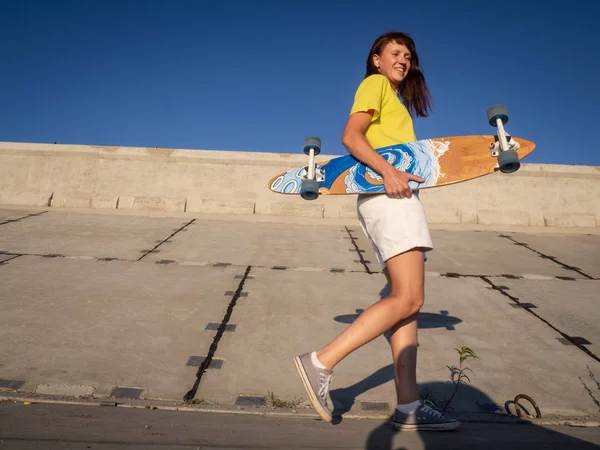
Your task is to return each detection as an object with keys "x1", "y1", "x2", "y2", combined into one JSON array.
[
  {"x1": 341, "y1": 111, "x2": 425, "y2": 199},
  {"x1": 382, "y1": 170, "x2": 425, "y2": 199}
]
